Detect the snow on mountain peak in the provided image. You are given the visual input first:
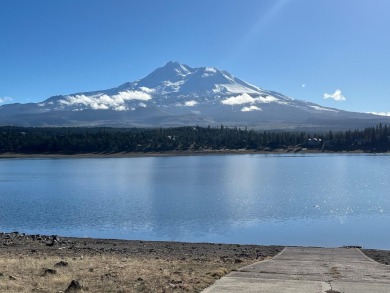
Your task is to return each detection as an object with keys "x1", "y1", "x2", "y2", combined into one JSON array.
[
  {"x1": 45, "y1": 62, "x2": 288, "y2": 112},
  {"x1": 163, "y1": 61, "x2": 192, "y2": 76},
  {"x1": 205, "y1": 67, "x2": 217, "y2": 73},
  {"x1": 132, "y1": 61, "x2": 267, "y2": 99},
  {"x1": 202, "y1": 67, "x2": 217, "y2": 78},
  {"x1": 2, "y1": 61, "x2": 388, "y2": 129},
  {"x1": 137, "y1": 61, "x2": 193, "y2": 88}
]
